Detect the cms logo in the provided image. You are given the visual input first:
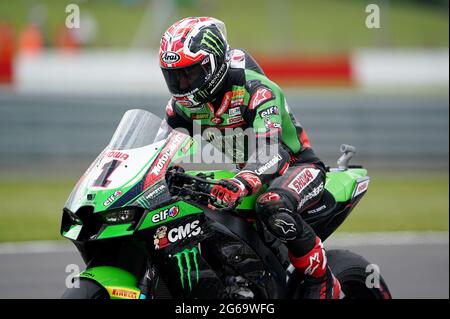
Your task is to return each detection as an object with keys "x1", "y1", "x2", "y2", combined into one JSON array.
[{"x1": 168, "y1": 220, "x2": 201, "y2": 243}]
